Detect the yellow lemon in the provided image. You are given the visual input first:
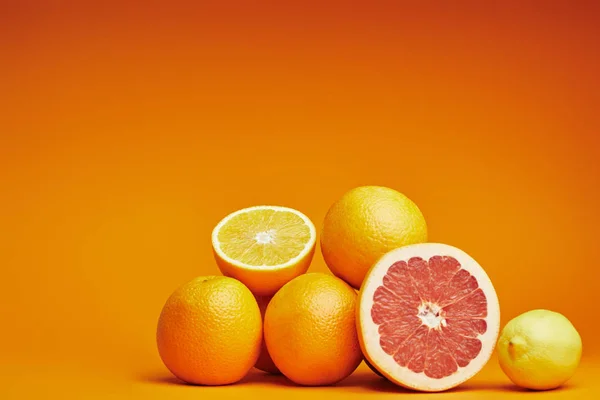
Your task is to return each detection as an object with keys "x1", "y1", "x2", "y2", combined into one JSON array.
[
  {"x1": 321, "y1": 186, "x2": 427, "y2": 289},
  {"x1": 496, "y1": 309, "x2": 582, "y2": 390}
]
